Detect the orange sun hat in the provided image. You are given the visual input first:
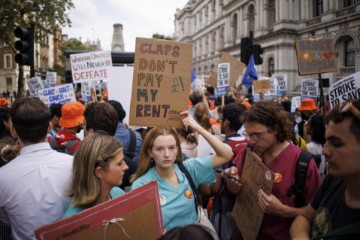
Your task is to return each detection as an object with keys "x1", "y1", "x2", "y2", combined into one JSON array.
[
  {"x1": 59, "y1": 102, "x2": 85, "y2": 128},
  {"x1": 0, "y1": 98, "x2": 9, "y2": 108},
  {"x1": 298, "y1": 98, "x2": 318, "y2": 111}
]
